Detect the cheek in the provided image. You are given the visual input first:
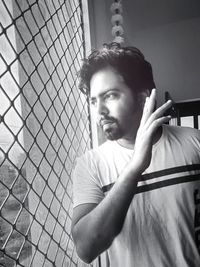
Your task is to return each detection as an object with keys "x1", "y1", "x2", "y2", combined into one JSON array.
[
  {"x1": 108, "y1": 95, "x2": 137, "y2": 119},
  {"x1": 119, "y1": 98, "x2": 137, "y2": 118},
  {"x1": 111, "y1": 104, "x2": 135, "y2": 124}
]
